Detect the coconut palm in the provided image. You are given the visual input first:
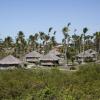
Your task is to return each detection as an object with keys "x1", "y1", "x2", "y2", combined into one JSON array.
[
  {"x1": 15, "y1": 31, "x2": 27, "y2": 58},
  {"x1": 44, "y1": 34, "x2": 50, "y2": 53},
  {"x1": 48, "y1": 27, "x2": 53, "y2": 35},
  {"x1": 3, "y1": 36, "x2": 13, "y2": 48},
  {"x1": 50, "y1": 36, "x2": 56, "y2": 48},
  {"x1": 39, "y1": 32, "x2": 46, "y2": 54},
  {"x1": 85, "y1": 35, "x2": 94, "y2": 49},
  {"x1": 82, "y1": 27, "x2": 88, "y2": 62},
  {"x1": 50, "y1": 31, "x2": 56, "y2": 48},
  {"x1": 0, "y1": 38, "x2": 4, "y2": 58},
  {"x1": 94, "y1": 32, "x2": 100, "y2": 53},
  {"x1": 28, "y1": 35, "x2": 35, "y2": 51},
  {"x1": 72, "y1": 29, "x2": 77, "y2": 53},
  {"x1": 62, "y1": 22, "x2": 71, "y2": 66},
  {"x1": 83, "y1": 27, "x2": 88, "y2": 49}
]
